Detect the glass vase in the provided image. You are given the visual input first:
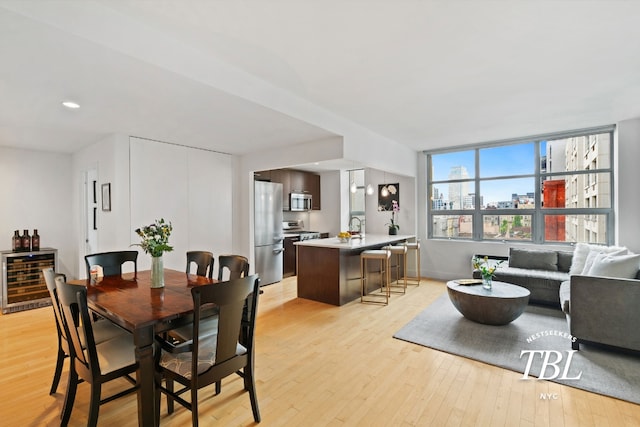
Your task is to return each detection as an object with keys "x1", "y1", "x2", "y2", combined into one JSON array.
[
  {"x1": 150, "y1": 255, "x2": 165, "y2": 288},
  {"x1": 482, "y1": 275, "x2": 492, "y2": 290}
]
